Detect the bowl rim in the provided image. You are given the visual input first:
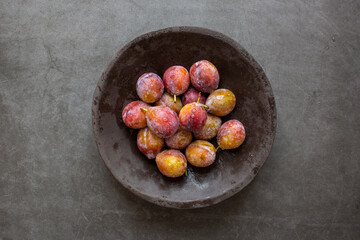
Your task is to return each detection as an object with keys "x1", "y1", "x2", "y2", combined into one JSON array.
[{"x1": 92, "y1": 26, "x2": 277, "y2": 209}]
